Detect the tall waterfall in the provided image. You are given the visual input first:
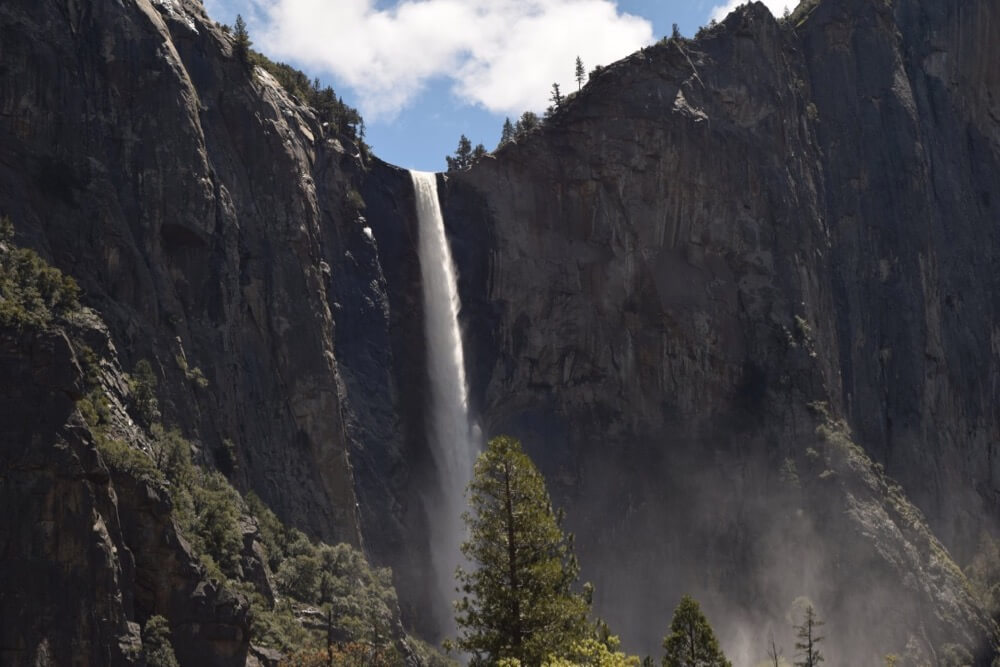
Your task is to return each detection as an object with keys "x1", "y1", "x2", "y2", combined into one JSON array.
[{"x1": 411, "y1": 170, "x2": 477, "y2": 635}]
